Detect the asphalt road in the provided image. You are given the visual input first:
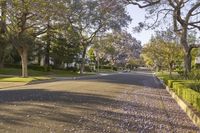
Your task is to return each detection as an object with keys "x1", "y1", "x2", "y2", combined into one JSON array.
[{"x1": 0, "y1": 71, "x2": 199, "y2": 132}]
